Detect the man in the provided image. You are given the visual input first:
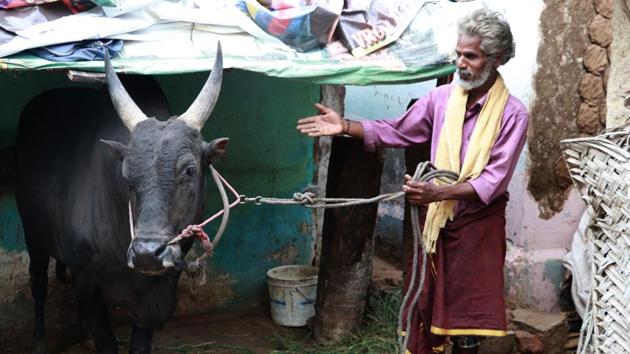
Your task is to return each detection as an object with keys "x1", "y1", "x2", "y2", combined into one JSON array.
[{"x1": 296, "y1": 8, "x2": 528, "y2": 354}]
